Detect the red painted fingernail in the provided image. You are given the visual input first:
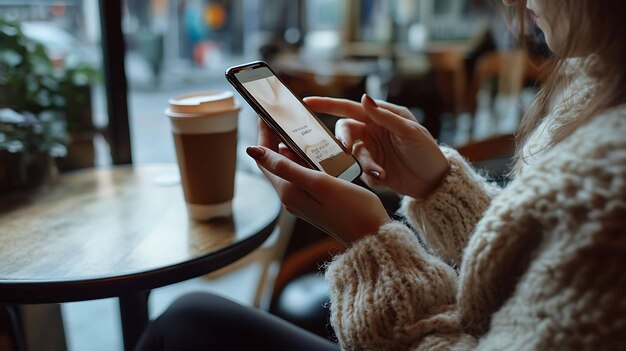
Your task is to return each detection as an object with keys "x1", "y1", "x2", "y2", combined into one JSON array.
[
  {"x1": 369, "y1": 170, "x2": 381, "y2": 179},
  {"x1": 364, "y1": 94, "x2": 378, "y2": 107},
  {"x1": 246, "y1": 146, "x2": 265, "y2": 160}
]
